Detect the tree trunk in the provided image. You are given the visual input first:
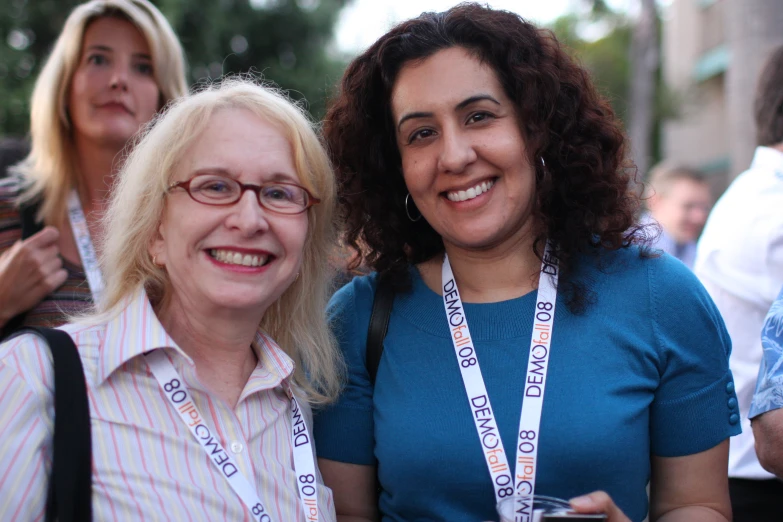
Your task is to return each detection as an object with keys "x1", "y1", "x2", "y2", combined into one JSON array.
[
  {"x1": 628, "y1": 0, "x2": 658, "y2": 178},
  {"x1": 725, "y1": 0, "x2": 783, "y2": 181}
]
